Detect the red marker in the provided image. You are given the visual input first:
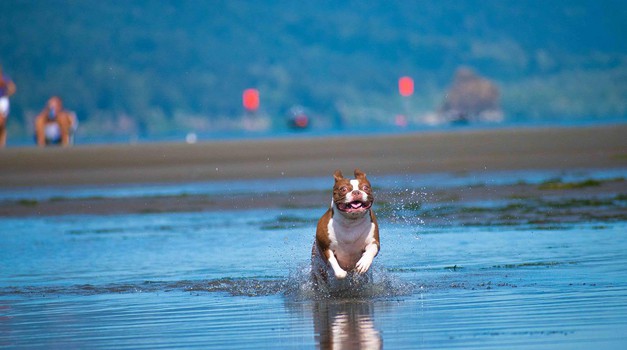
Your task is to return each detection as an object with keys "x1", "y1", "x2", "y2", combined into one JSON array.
[
  {"x1": 398, "y1": 76, "x2": 414, "y2": 97},
  {"x1": 243, "y1": 89, "x2": 260, "y2": 111}
]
